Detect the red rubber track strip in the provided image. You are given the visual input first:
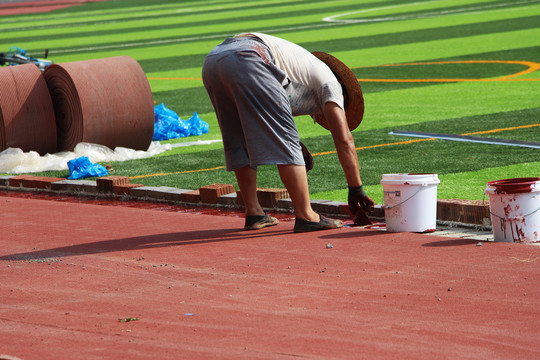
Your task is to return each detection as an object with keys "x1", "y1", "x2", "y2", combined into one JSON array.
[
  {"x1": 0, "y1": 64, "x2": 57, "y2": 155},
  {"x1": 0, "y1": 0, "x2": 110, "y2": 16},
  {"x1": 43, "y1": 56, "x2": 155, "y2": 151}
]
